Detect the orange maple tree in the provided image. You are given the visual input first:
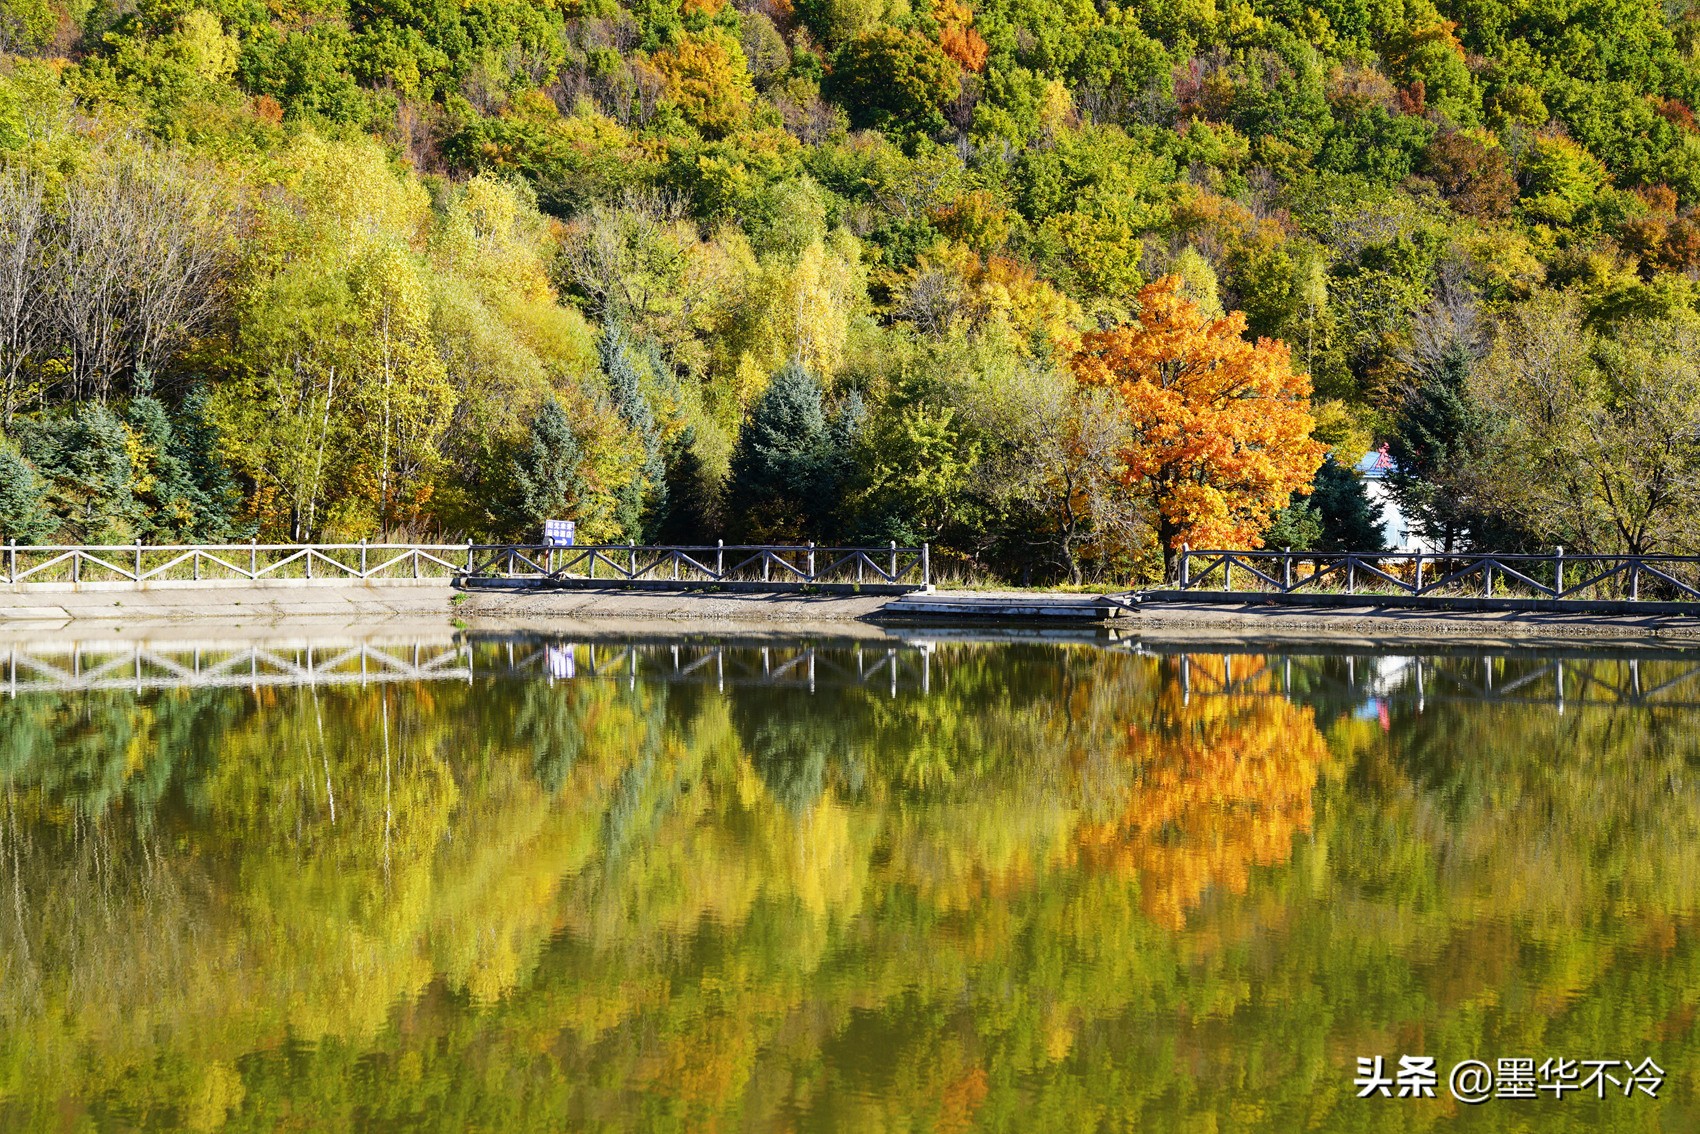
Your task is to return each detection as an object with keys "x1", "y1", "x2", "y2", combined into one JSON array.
[
  {"x1": 935, "y1": 0, "x2": 989, "y2": 71},
  {"x1": 1072, "y1": 275, "x2": 1325, "y2": 569}
]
